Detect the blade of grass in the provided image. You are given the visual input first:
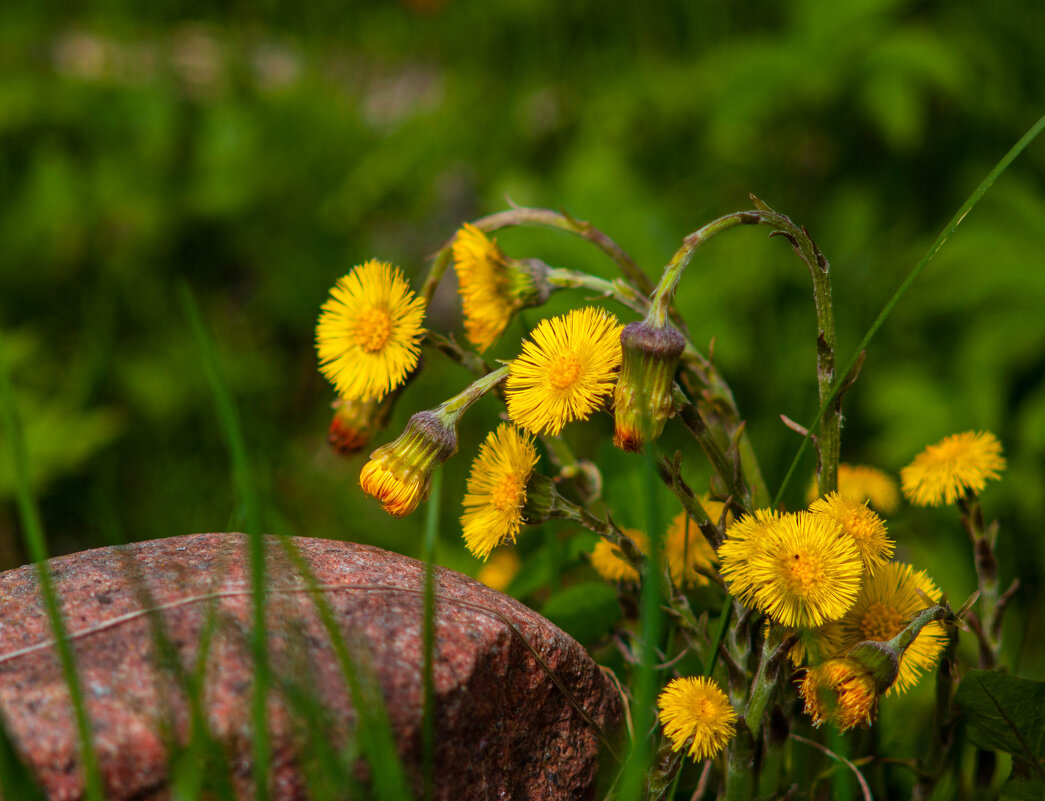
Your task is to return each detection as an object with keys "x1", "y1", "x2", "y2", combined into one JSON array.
[
  {"x1": 0, "y1": 328, "x2": 105, "y2": 801},
  {"x1": 275, "y1": 536, "x2": 414, "y2": 801},
  {"x1": 616, "y1": 446, "x2": 667, "y2": 799},
  {"x1": 421, "y1": 469, "x2": 441, "y2": 801},
  {"x1": 774, "y1": 113, "x2": 1045, "y2": 506},
  {"x1": 179, "y1": 285, "x2": 270, "y2": 801}
]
